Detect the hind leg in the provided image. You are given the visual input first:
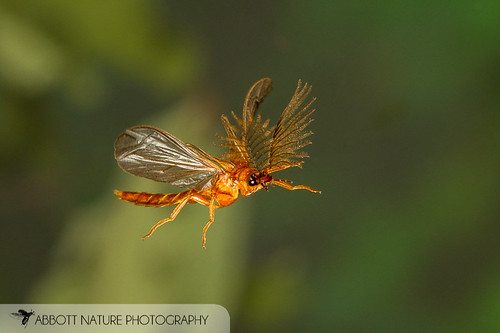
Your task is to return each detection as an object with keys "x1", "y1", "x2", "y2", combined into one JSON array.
[
  {"x1": 142, "y1": 196, "x2": 190, "y2": 239},
  {"x1": 142, "y1": 191, "x2": 213, "y2": 239}
]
